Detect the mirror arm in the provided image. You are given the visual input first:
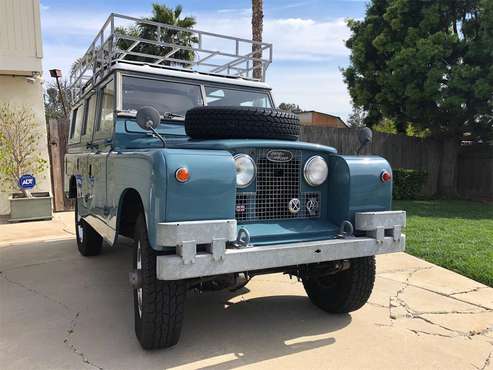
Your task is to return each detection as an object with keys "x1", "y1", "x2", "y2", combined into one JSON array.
[
  {"x1": 357, "y1": 140, "x2": 369, "y2": 155},
  {"x1": 148, "y1": 126, "x2": 166, "y2": 148}
]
